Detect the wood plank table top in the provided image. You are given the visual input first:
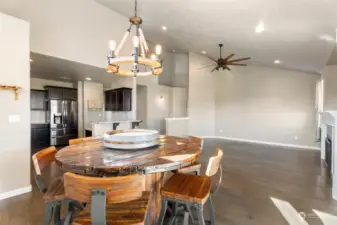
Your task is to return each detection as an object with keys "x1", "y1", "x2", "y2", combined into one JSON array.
[{"x1": 55, "y1": 135, "x2": 202, "y2": 176}]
